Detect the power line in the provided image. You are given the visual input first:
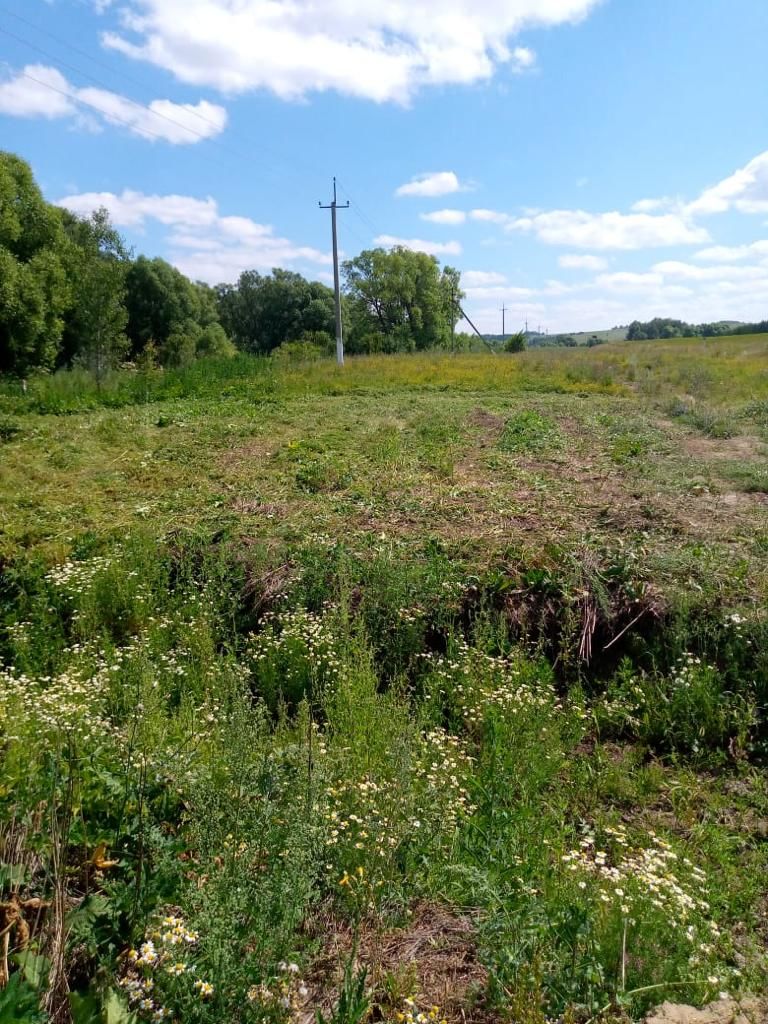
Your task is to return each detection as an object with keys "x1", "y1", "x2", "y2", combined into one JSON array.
[
  {"x1": 1, "y1": 7, "x2": 400, "y2": 276},
  {"x1": 337, "y1": 215, "x2": 371, "y2": 252},
  {"x1": 1, "y1": 5, "x2": 399, "y2": 260},
  {"x1": 1, "y1": 7, "x2": 269, "y2": 152},
  {"x1": 0, "y1": 6, "x2": 329, "y2": 192},
  {"x1": 0, "y1": 24, "x2": 229, "y2": 148},
  {"x1": 15, "y1": 65, "x2": 299, "y2": 199},
  {"x1": 346, "y1": 201, "x2": 377, "y2": 244},
  {"x1": 1, "y1": 24, "x2": 328, "y2": 204},
  {"x1": 14, "y1": 63, "x2": 488, "y2": 354},
  {"x1": 335, "y1": 177, "x2": 385, "y2": 240},
  {"x1": 1, "y1": 6, "x2": 170, "y2": 102},
  {"x1": 15, "y1": 68, "x2": 179, "y2": 145}
]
